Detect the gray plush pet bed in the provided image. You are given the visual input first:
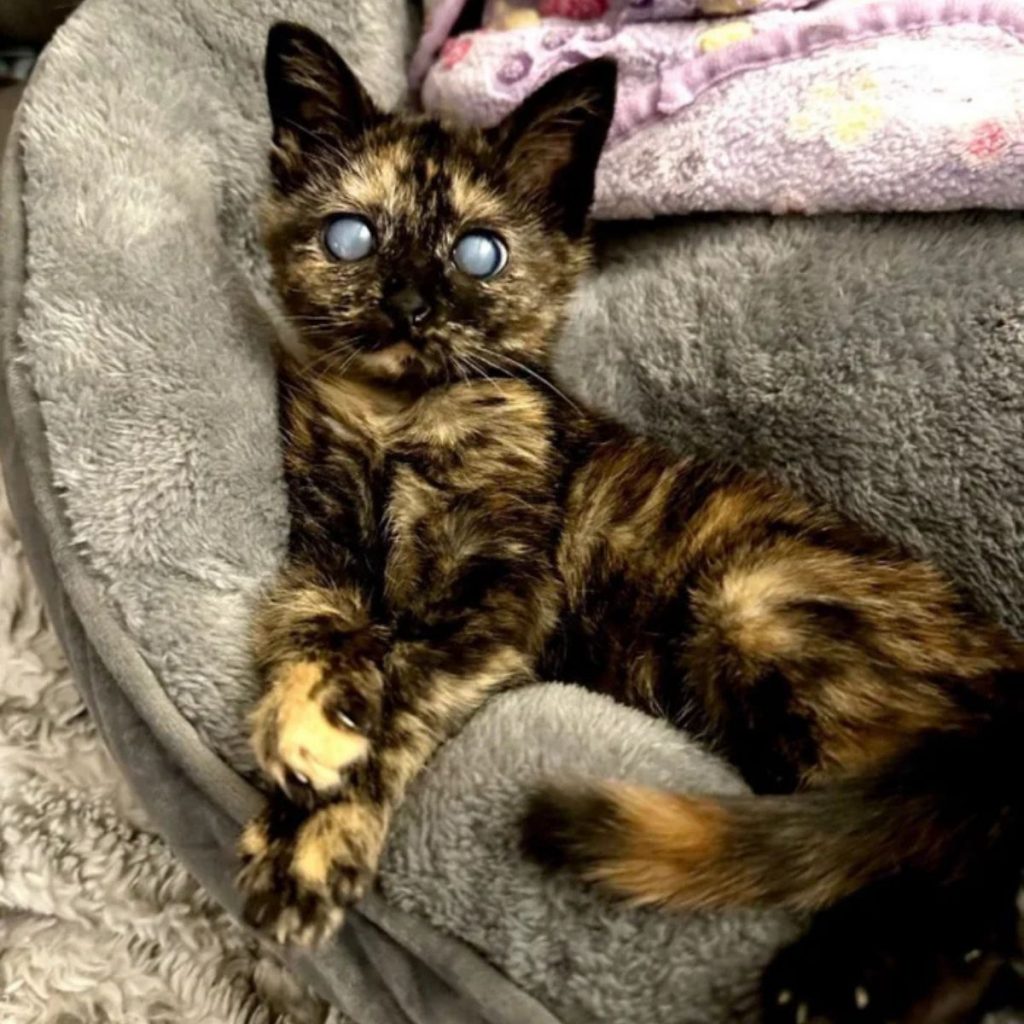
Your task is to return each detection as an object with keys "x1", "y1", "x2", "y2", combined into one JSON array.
[{"x1": 2, "y1": 1, "x2": 1023, "y2": 1022}]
